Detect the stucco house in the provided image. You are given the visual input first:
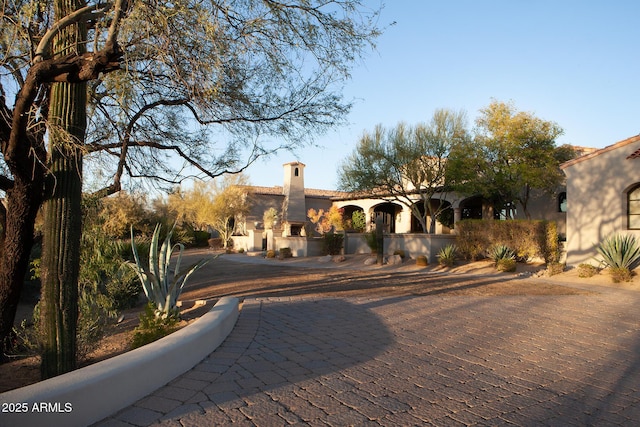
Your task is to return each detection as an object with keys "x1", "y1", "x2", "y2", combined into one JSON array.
[
  {"x1": 561, "y1": 134, "x2": 640, "y2": 266},
  {"x1": 232, "y1": 160, "x2": 566, "y2": 257},
  {"x1": 233, "y1": 162, "x2": 350, "y2": 251}
]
